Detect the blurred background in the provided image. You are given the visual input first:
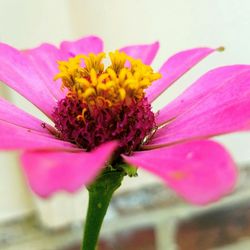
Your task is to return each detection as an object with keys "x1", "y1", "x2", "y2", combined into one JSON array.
[{"x1": 1, "y1": 0, "x2": 250, "y2": 249}]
